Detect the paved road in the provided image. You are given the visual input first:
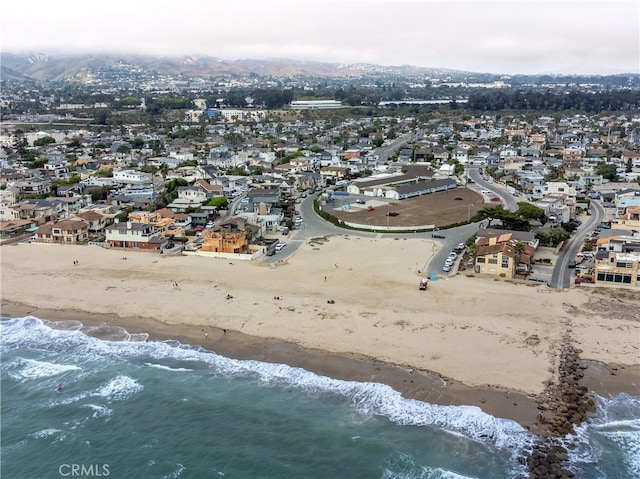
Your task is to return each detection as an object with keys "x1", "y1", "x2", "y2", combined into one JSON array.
[
  {"x1": 264, "y1": 162, "x2": 596, "y2": 282},
  {"x1": 266, "y1": 189, "x2": 481, "y2": 278},
  {"x1": 467, "y1": 167, "x2": 519, "y2": 211},
  {"x1": 548, "y1": 200, "x2": 604, "y2": 289},
  {"x1": 371, "y1": 131, "x2": 418, "y2": 162}
]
